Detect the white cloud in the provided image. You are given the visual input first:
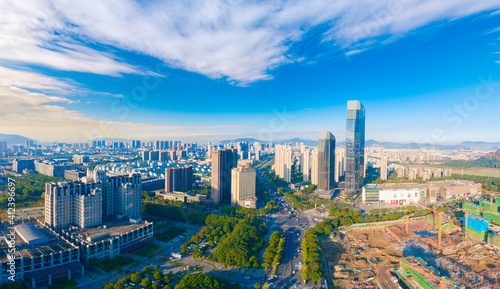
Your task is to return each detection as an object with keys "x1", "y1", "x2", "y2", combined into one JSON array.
[
  {"x1": 1, "y1": 0, "x2": 499, "y2": 84},
  {"x1": 0, "y1": 67, "x2": 243, "y2": 142}
]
